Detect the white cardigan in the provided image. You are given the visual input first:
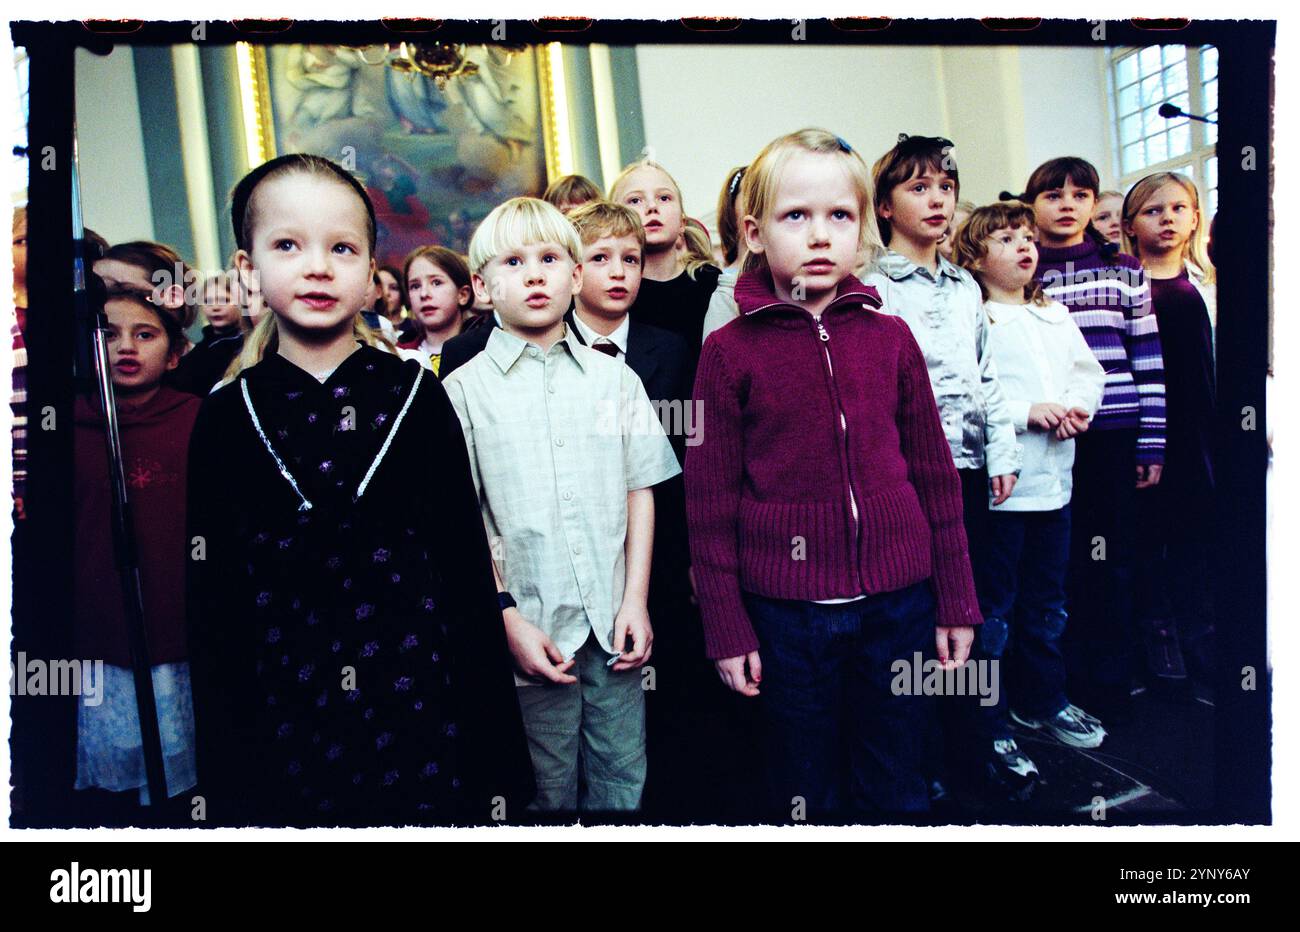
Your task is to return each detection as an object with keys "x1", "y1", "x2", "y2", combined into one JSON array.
[{"x1": 984, "y1": 299, "x2": 1106, "y2": 512}]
